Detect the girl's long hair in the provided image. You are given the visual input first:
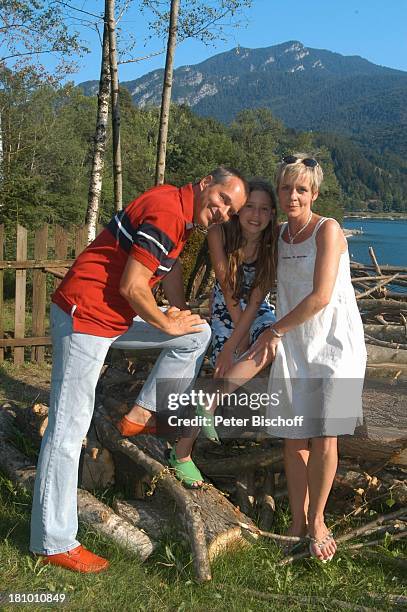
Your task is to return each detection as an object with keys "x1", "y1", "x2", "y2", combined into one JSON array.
[{"x1": 222, "y1": 179, "x2": 277, "y2": 302}]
